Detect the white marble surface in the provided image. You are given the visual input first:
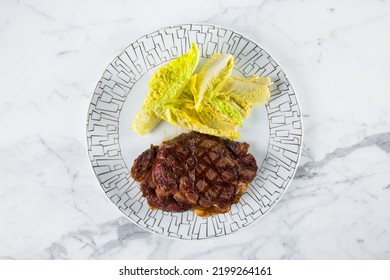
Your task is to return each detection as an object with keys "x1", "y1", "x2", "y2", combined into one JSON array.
[{"x1": 1, "y1": 0, "x2": 390, "y2": 259}]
